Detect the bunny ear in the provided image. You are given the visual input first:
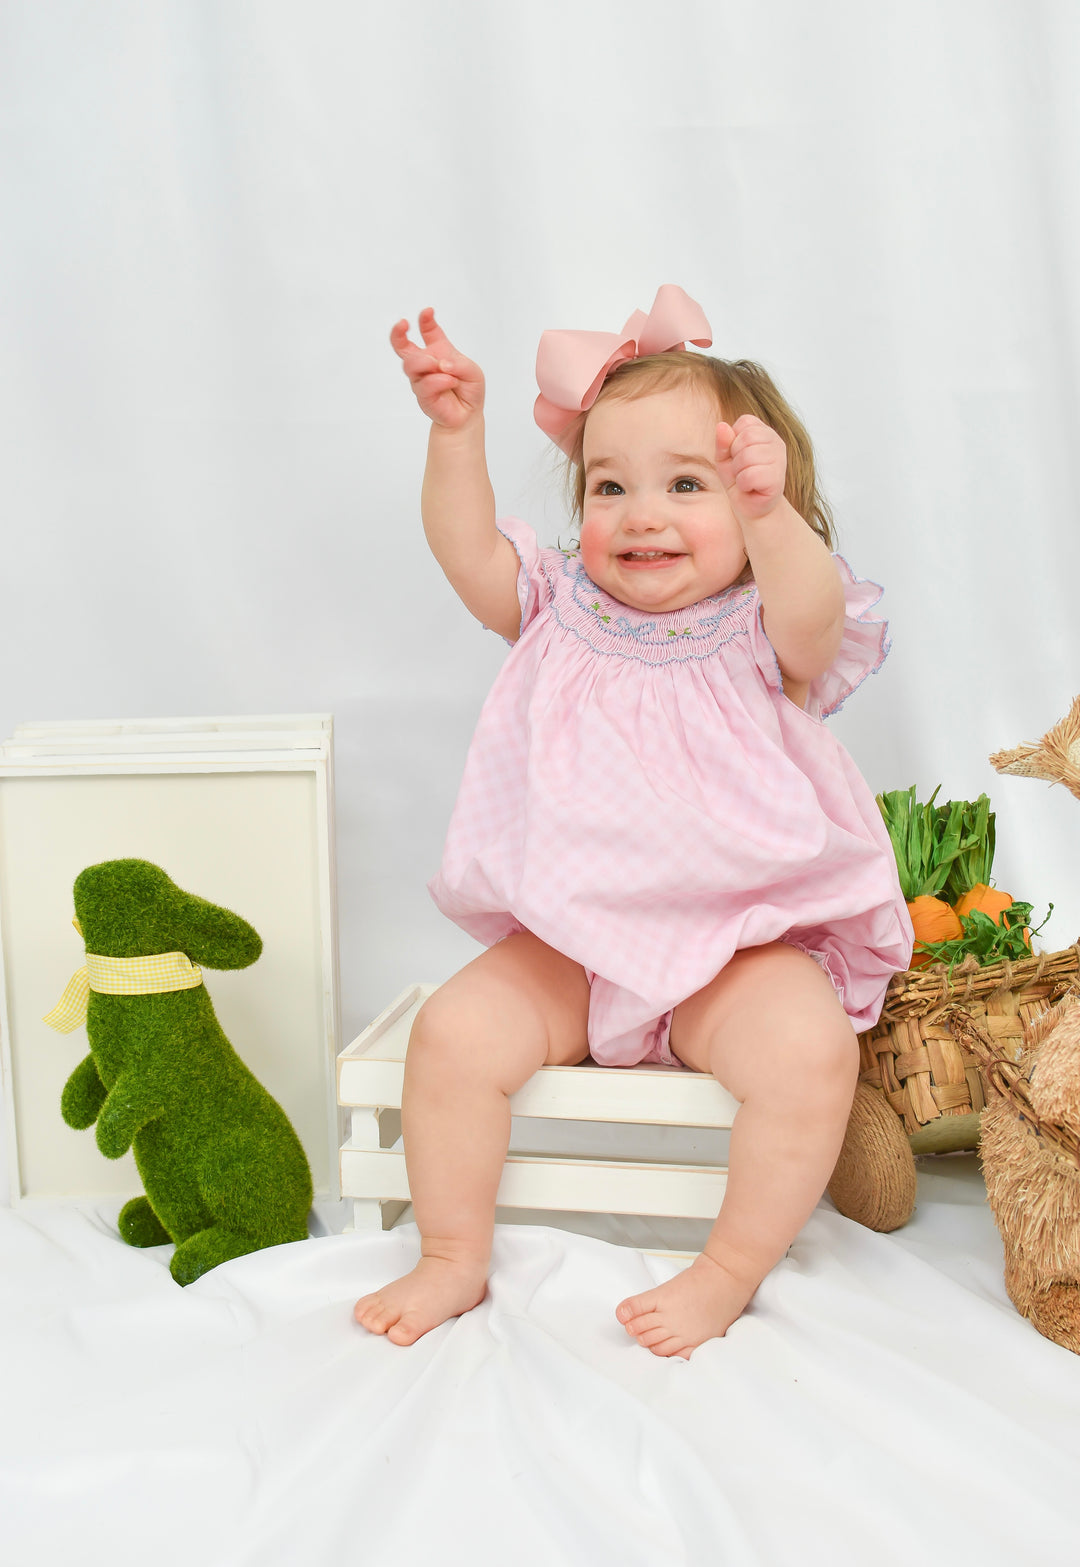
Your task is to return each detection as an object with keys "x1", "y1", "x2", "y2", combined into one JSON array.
[
  {"x1": 1028, "y1": 999, "x2": 1080, "y2": 1125},
  {"x1": 169, "y1": 888, "x2": 262, "y2": 970},
  {"x1": 71, "y1": 859, "x2": 262, "y2": 966}
]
